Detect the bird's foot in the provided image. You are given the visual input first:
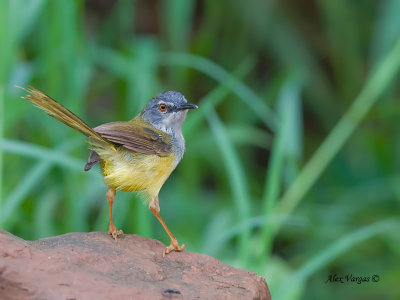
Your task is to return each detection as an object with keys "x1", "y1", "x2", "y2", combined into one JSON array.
[
  {"x1": 163, "y1": 238, "x2": 186, "y2": 257},
  {"x1": 108, "y1": 224, "x2": 123, "y2": 240}
]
